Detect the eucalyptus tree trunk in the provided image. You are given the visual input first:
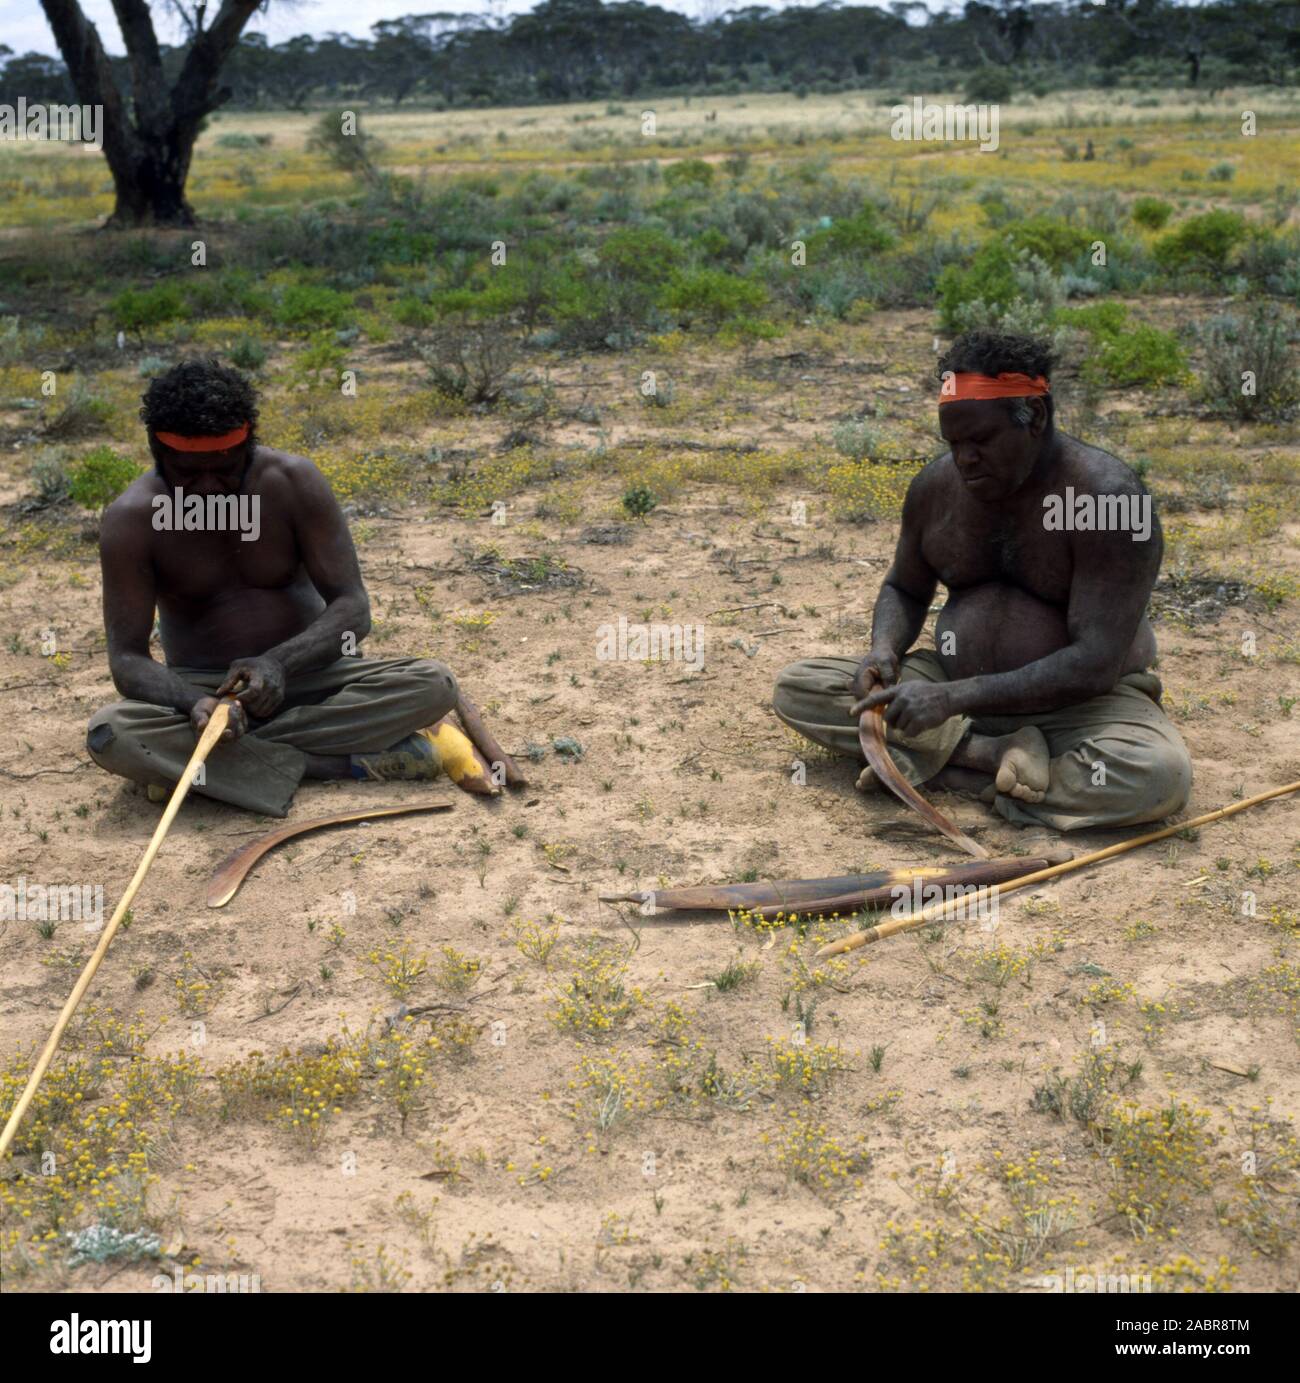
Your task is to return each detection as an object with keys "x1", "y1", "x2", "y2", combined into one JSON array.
[{"x1": 39, "y1": 0, "x2": 262, "y2": 227}]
